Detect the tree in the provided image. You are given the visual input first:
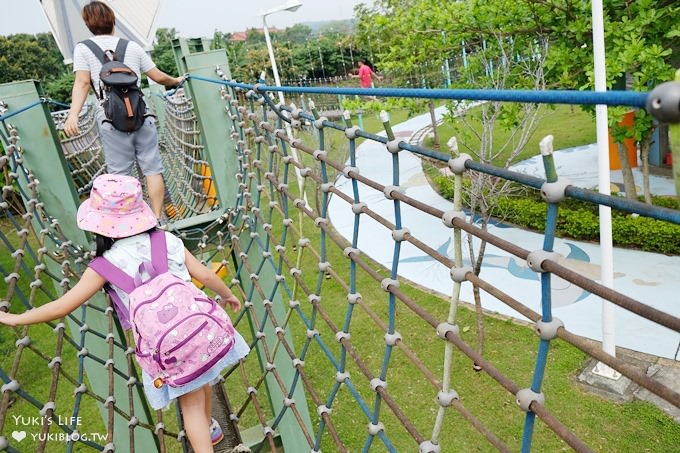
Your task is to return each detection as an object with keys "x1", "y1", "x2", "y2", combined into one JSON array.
[
  {"x1": 44, "y1": 73, "x2": 75, "y2": 104},
  {"x1": 355, "y1": 0, "x2": 556, "y2": 362},
  {"x1": 278, "y1": 24, "x2": 312, "y2": 44},
  {"x1": 354, "y1": 0, "x2": 449, "y2": 149},
  {"x1": 0, "y1": 33, "x2": 66, "y2": 84},
  {"x1": 152, "y1": 28, "x2": 180, "y2": 76},
  {"x1": 541, "y1": 0, "x2": 678, "y2": 202}
]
